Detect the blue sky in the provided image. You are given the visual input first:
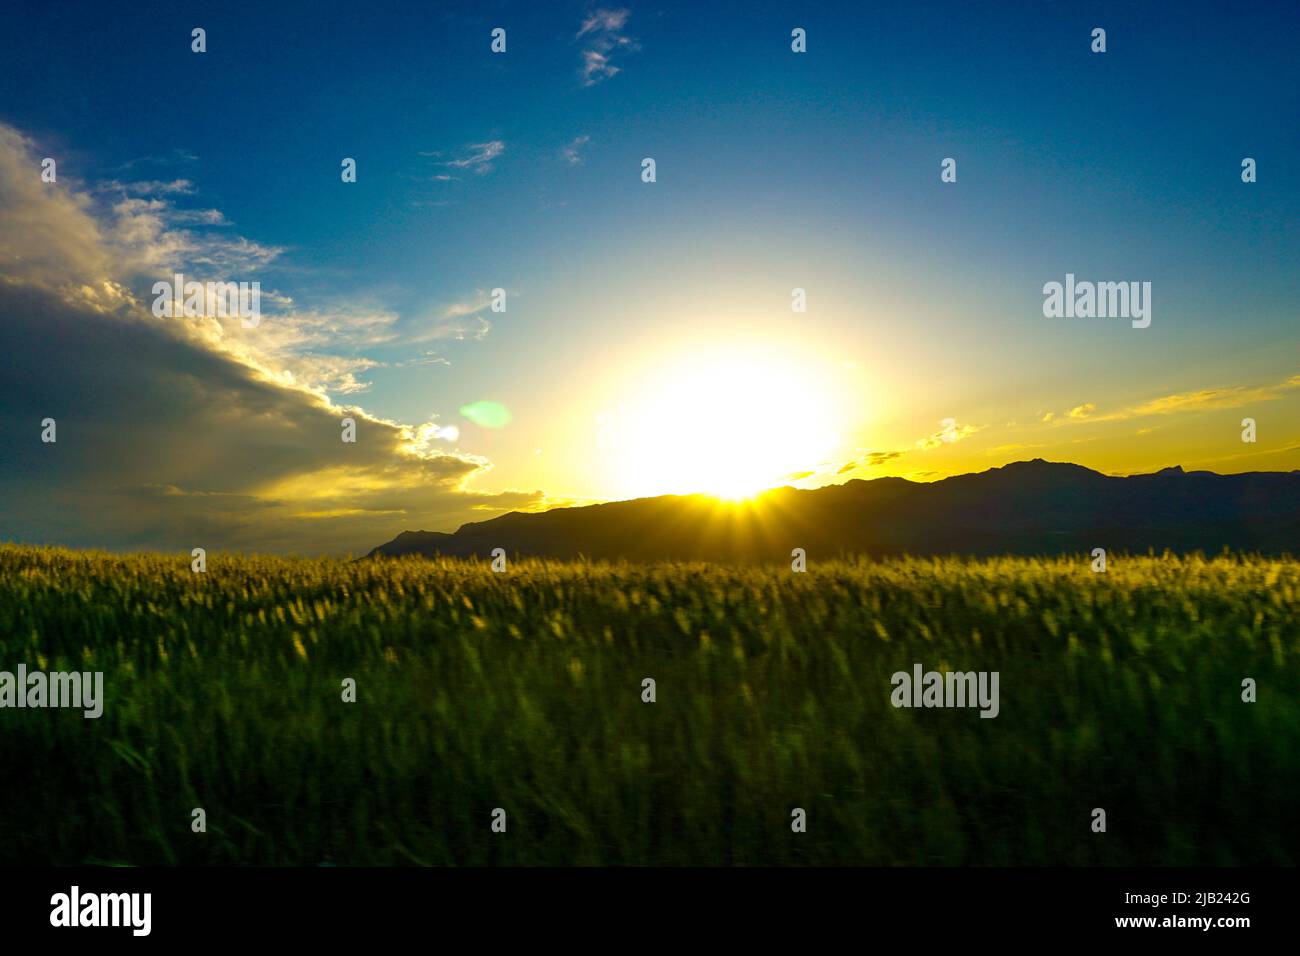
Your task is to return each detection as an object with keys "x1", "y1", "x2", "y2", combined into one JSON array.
[{"x1": 1, "y1": 0, "x2": 1297, "y2": 552}]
